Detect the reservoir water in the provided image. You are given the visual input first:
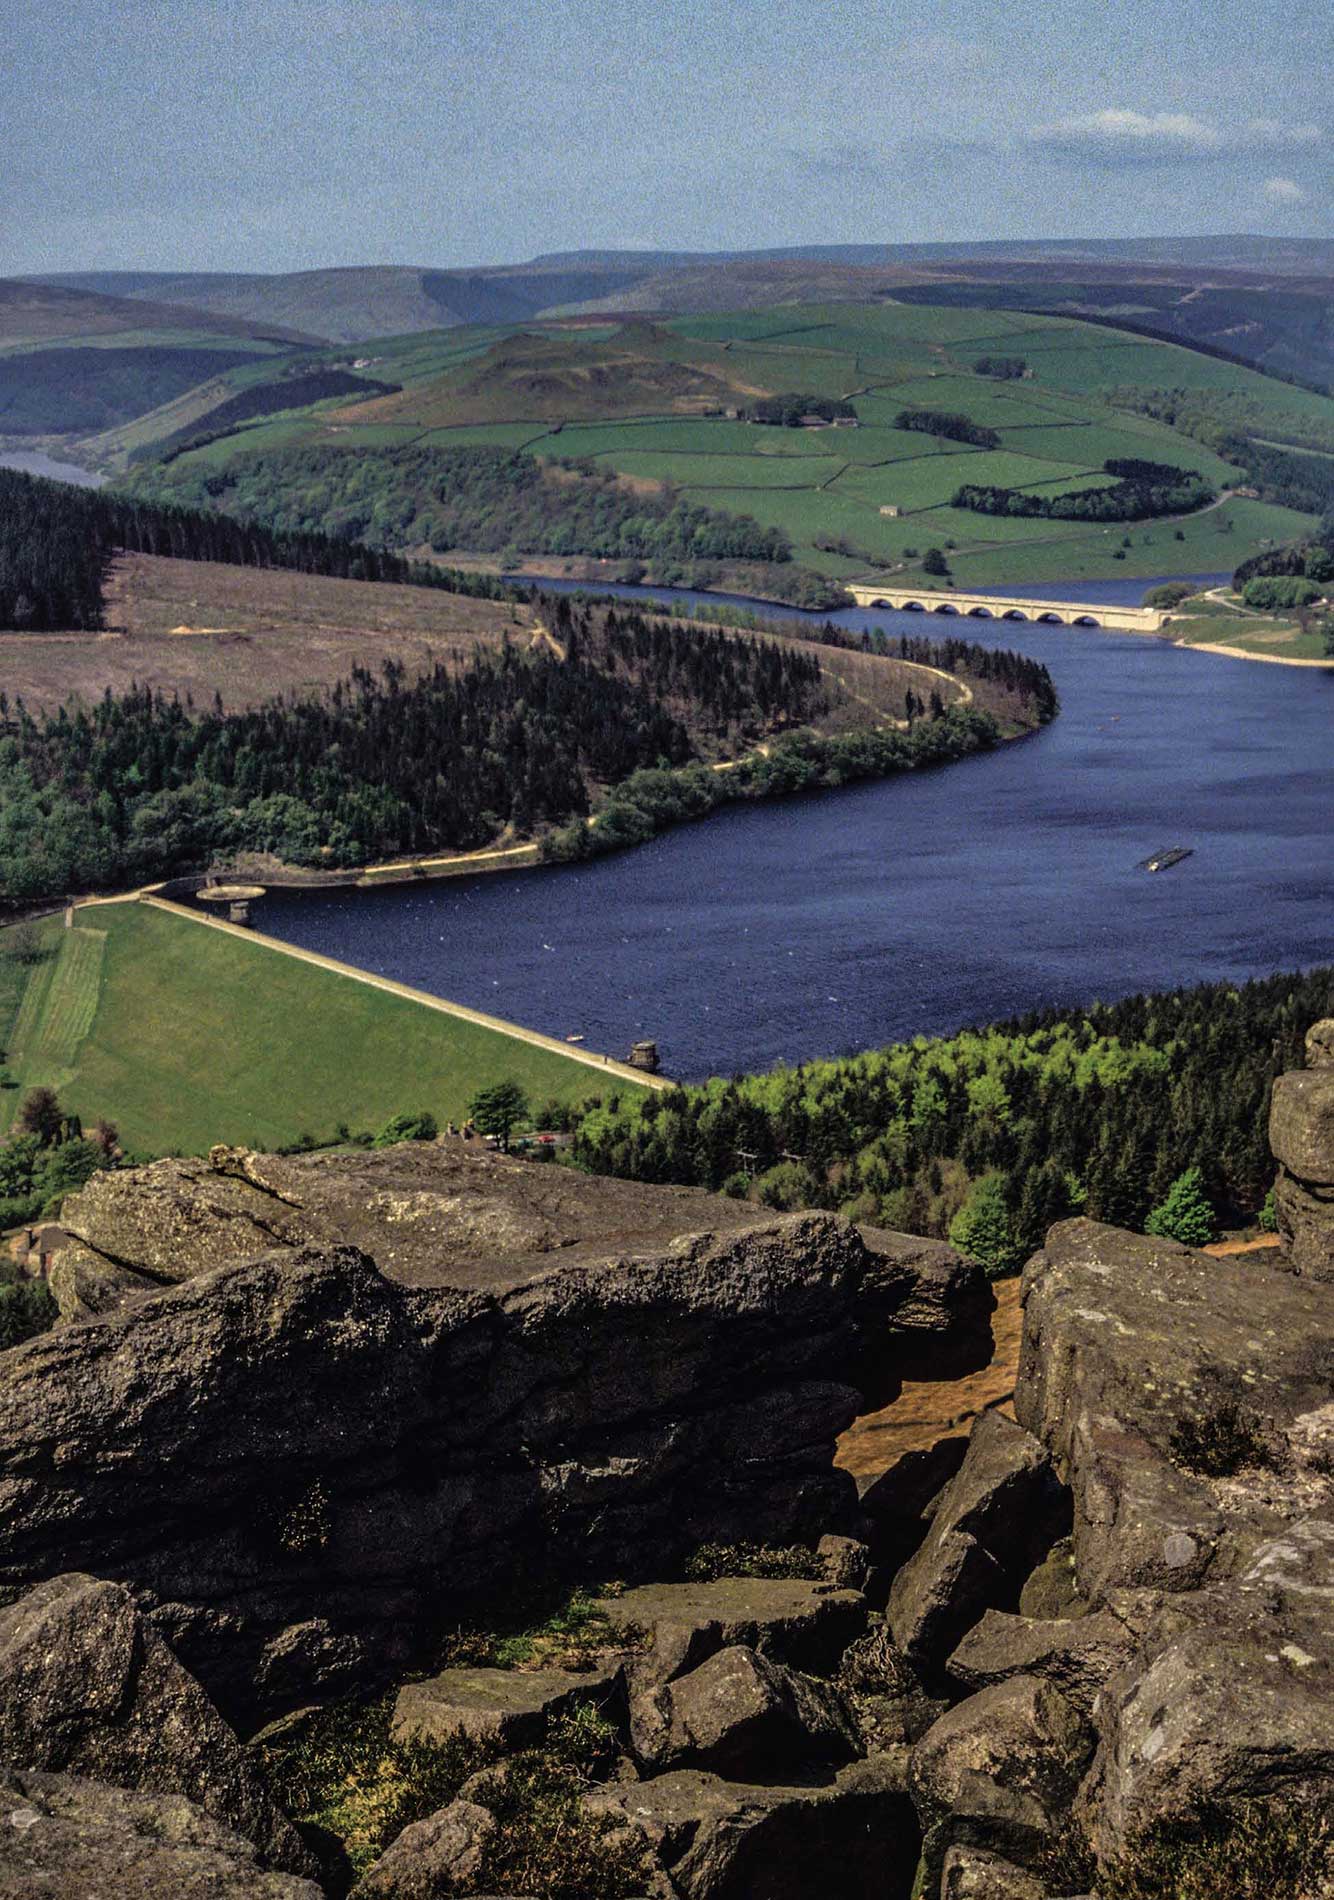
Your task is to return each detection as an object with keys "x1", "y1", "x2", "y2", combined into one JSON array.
[
  {"x1": 256, "y1": 578, "x2": 1333, "y2": 1081},
  {"x1": 0, "y1": 450, "x2": 106, "y2": 488}
]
